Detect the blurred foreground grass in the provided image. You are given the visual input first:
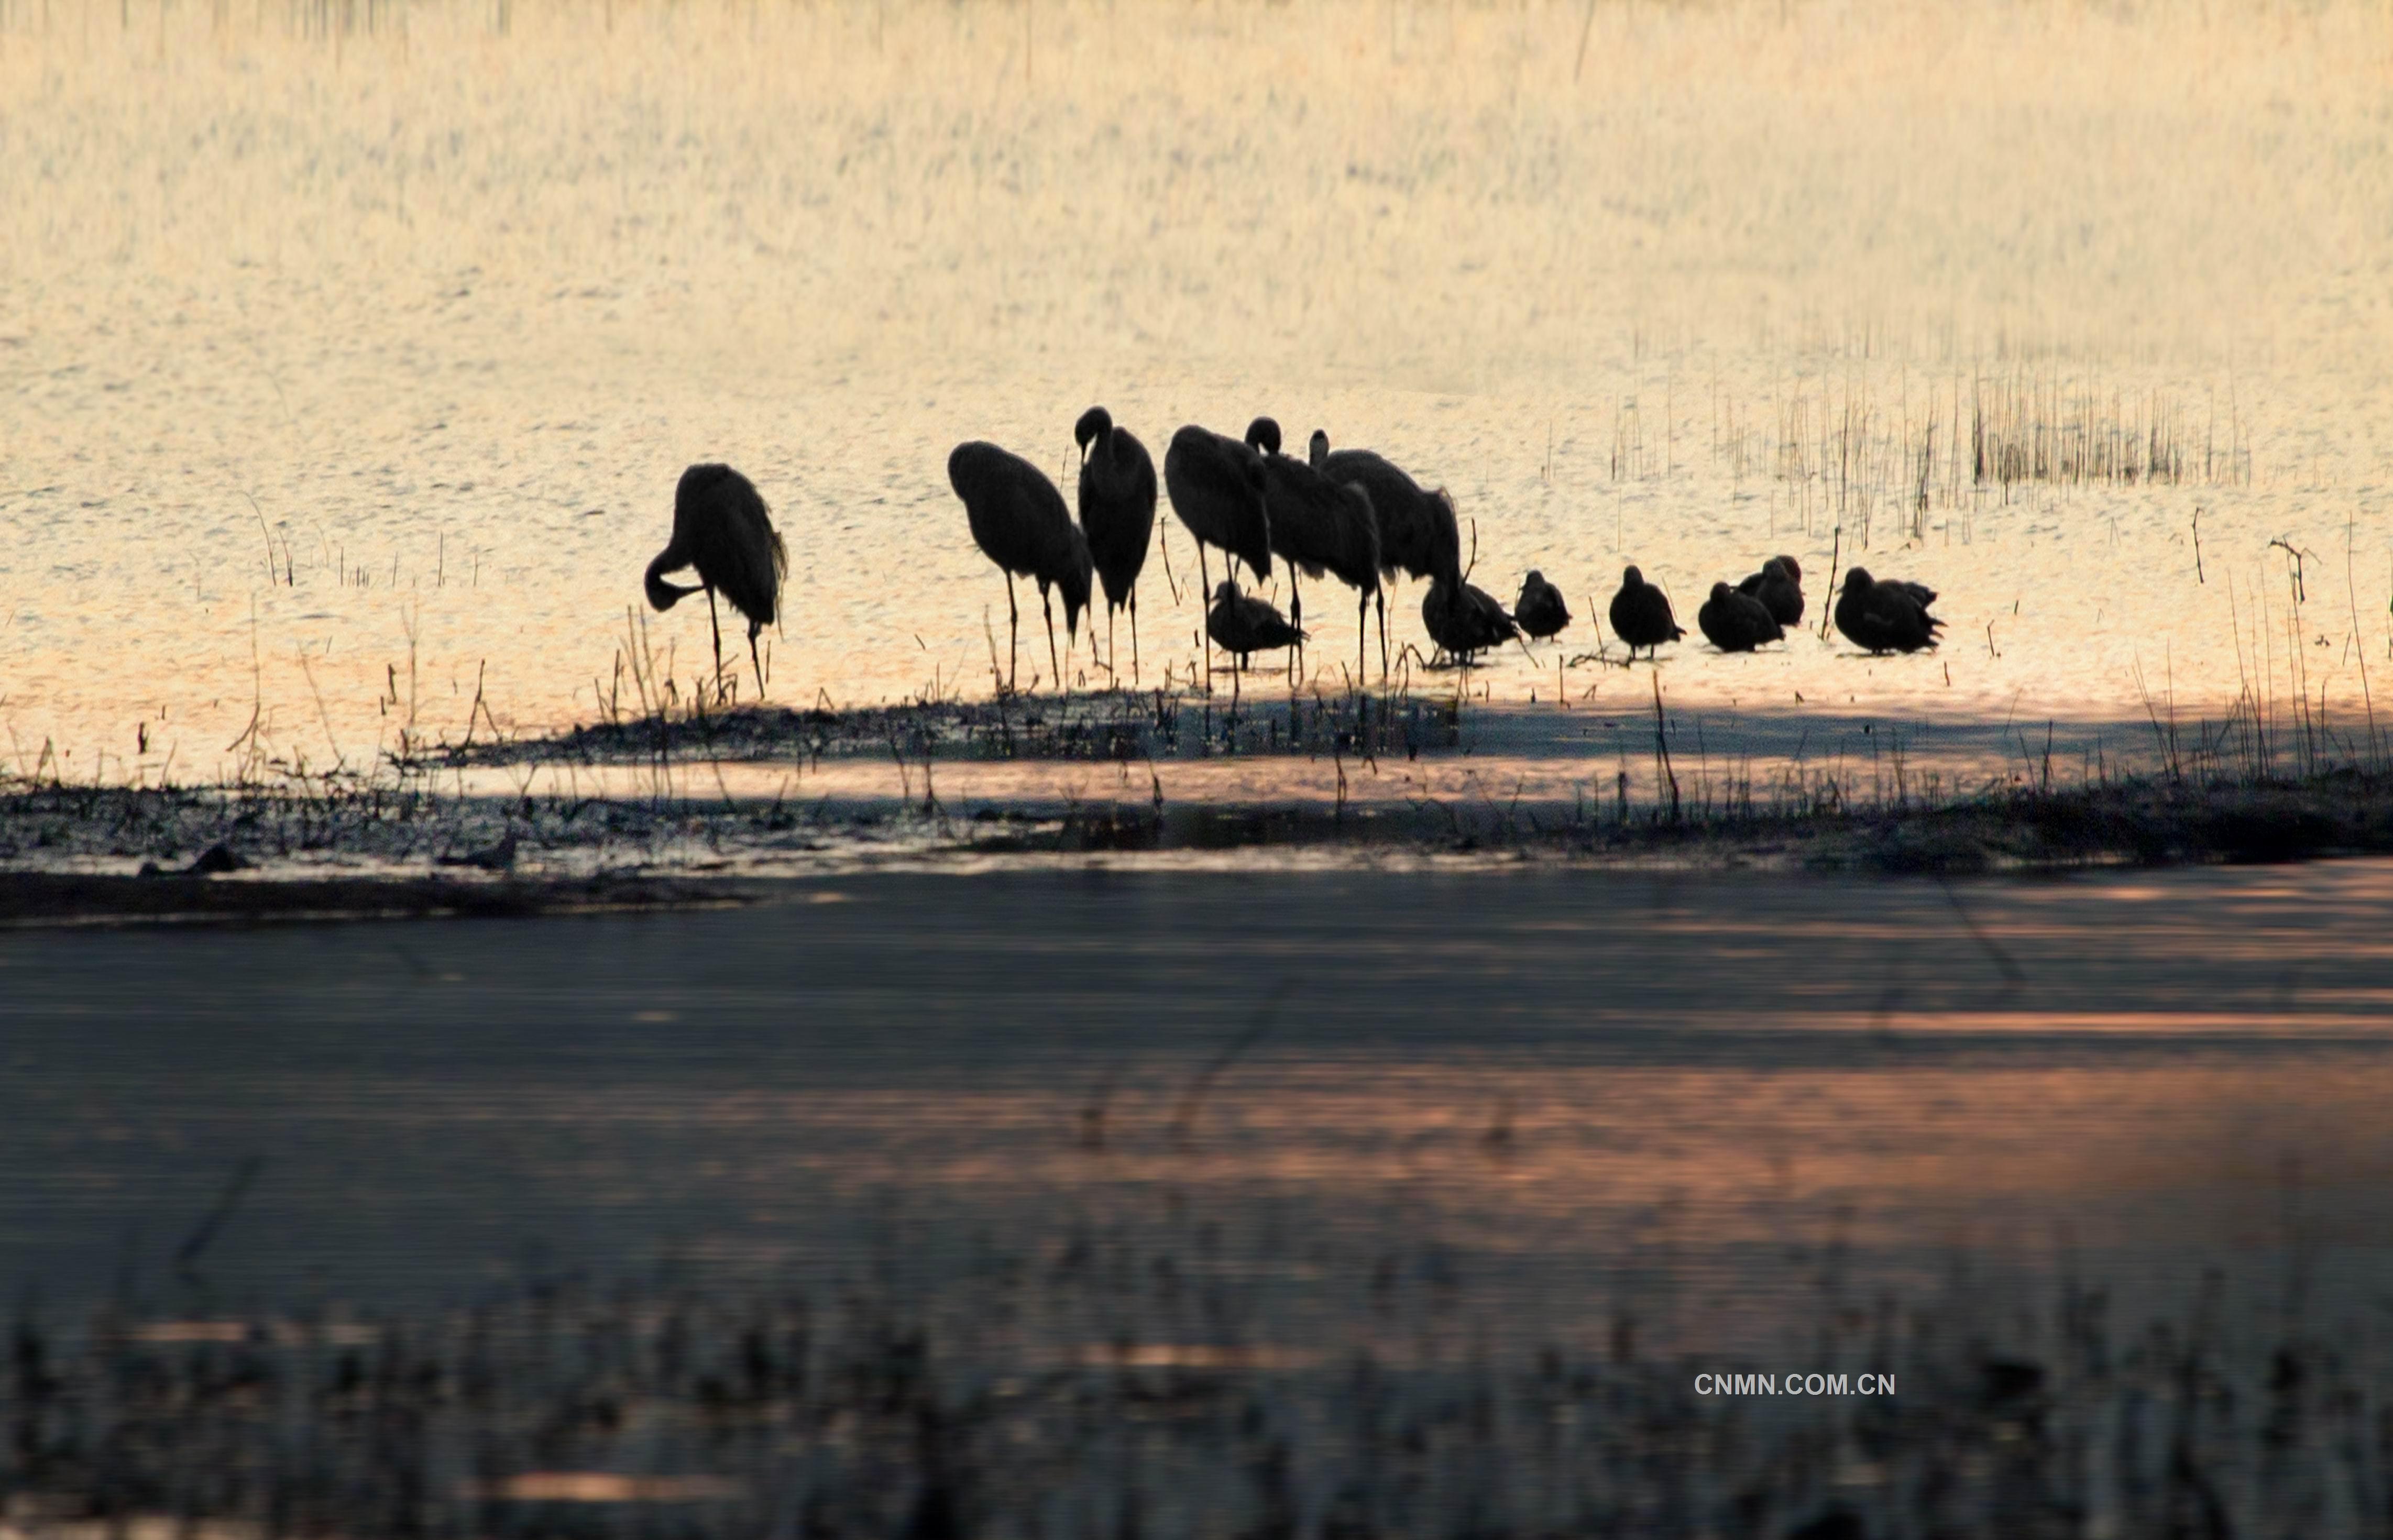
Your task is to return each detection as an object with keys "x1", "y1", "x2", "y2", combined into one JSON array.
[{"x1": 6, "y1": 1235, "x2": 2385, "y2": 1539}]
